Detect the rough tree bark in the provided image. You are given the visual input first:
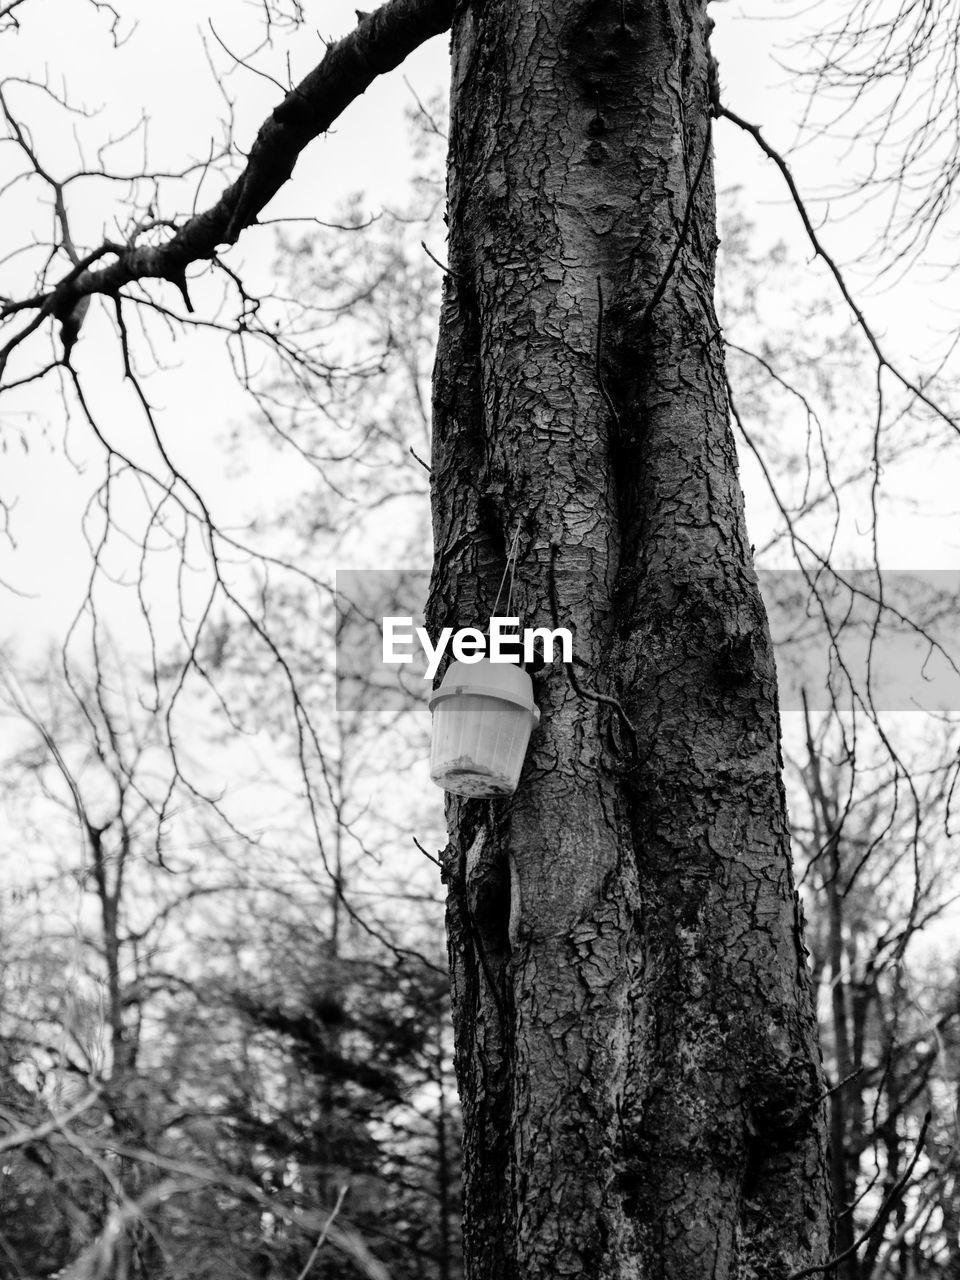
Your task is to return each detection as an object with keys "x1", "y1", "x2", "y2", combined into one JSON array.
[{"x1": 427, "y1": 0, "x2": 833, "y2": 1275}]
